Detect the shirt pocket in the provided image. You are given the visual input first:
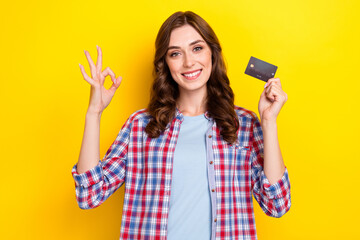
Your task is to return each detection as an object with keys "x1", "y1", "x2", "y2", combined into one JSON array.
[
  {"x1": 232, "y1": 144, "x2": 252, "y2": 193},
  {"x1": 235, "y1": 144, "x2": 252, "y2": 162},
  {"x1": 236, "y1": 144, "x2": 251, "y2": 151},
  {"x1": 234, "y1": 143, "x2": 252, "y2": 174}
]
